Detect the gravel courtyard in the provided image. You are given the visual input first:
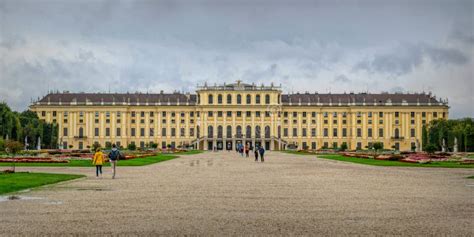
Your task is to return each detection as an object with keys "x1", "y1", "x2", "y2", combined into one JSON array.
[{"x1": 1, "y1": 151, "x2": 473, "y2": 236}]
